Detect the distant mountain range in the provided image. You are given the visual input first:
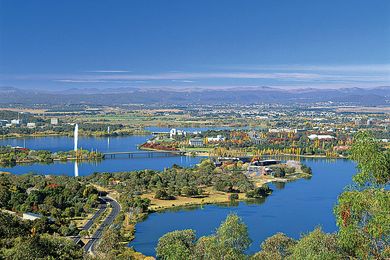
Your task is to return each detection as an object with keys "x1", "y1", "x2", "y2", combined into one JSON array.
[{"x1": 0, "y1": 86, "x2": 389, "y2": 106}]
